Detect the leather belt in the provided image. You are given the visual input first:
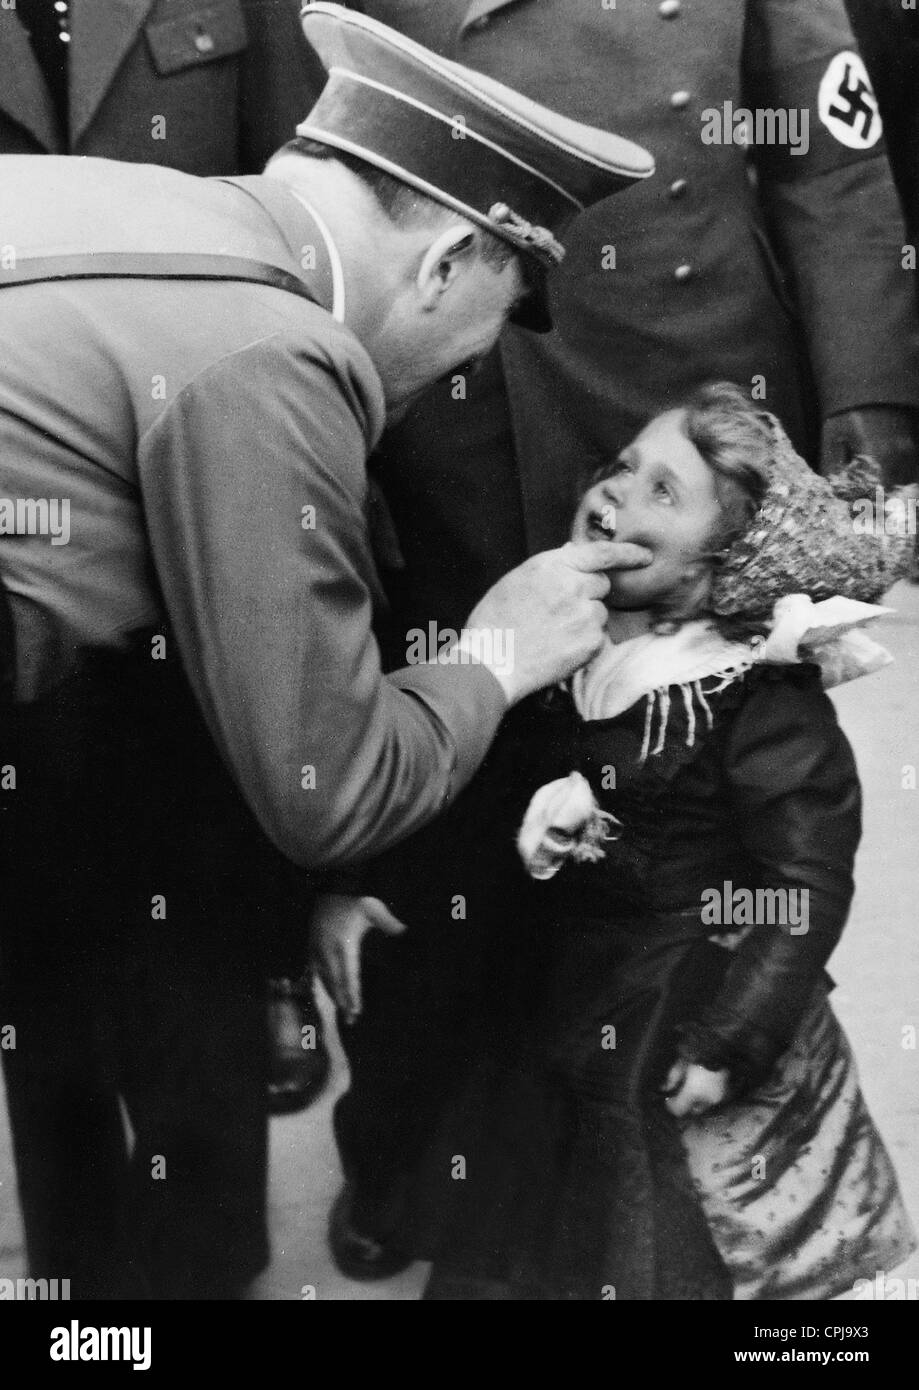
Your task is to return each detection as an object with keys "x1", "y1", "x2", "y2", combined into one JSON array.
[{"x1": 0, "y1": 251, "x2": 318, "y2": 303}]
